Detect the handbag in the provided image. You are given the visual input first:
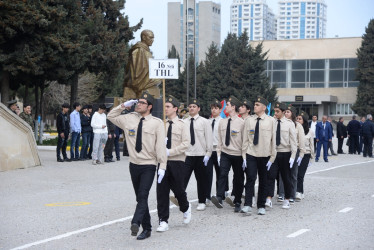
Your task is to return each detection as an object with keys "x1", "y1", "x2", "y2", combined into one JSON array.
[{"x1": 346, "y1": 138, "x2": 350, "y2": 146}]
